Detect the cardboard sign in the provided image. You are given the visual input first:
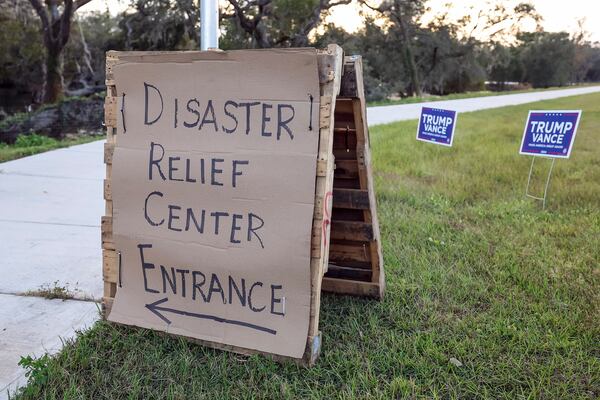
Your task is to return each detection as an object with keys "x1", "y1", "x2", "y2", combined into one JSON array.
[
  {"x1": 520, "y1": 110, "x2": 582, "y2": 158},
  {"x1": 107, "y1": 50, "x2": 321, "y2": 358},
  {"x1": 416, "y1": 107, "x2": 457, "y2": 146}
]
